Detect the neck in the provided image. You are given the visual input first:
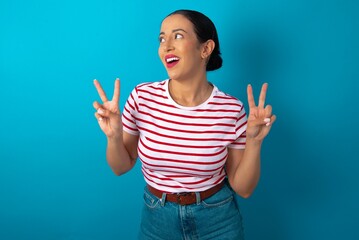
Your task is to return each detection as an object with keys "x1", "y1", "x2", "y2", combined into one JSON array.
[{"x1": 168, "y1": 75, "x2": 213, "y2": 107}]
